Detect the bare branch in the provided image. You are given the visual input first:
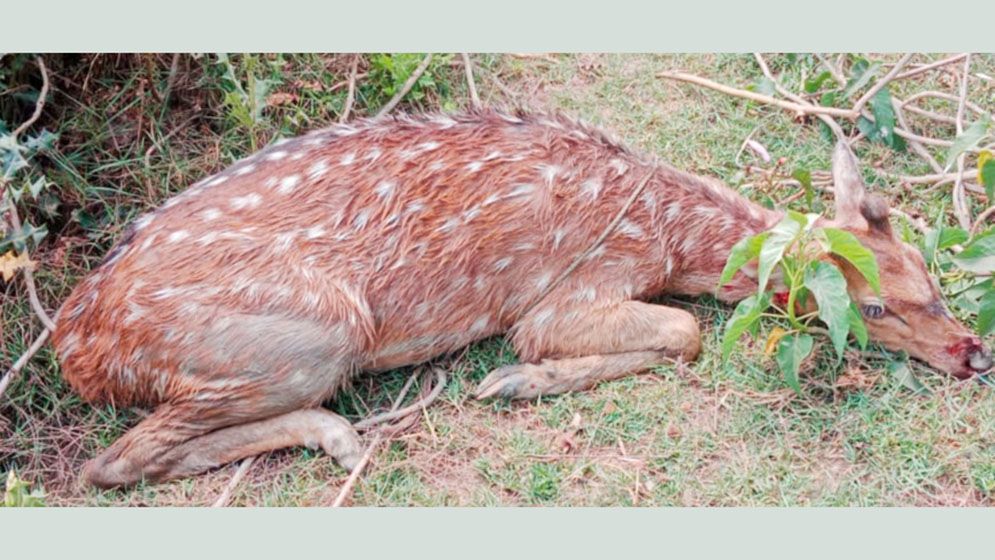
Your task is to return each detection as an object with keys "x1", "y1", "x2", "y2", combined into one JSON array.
[
  {"x1": 375, "y1": 53, "x2": 433, "y2": 118},
  {"x1": 12, "y1": 57, "x2": 50, "y2": 139},
  {"x1": 211, "y1": 456, "x2": 255, "y2": 507},
  {"x1": 330, "y1": 369, "x2": 422, "y2": 507},
  {"x1": 0, "y1": 329, "x2": 50, "y2": 401},
  {"x1": 894, "y1": 53, "x2": 968, "y2": 81},
  {"x1": 852, "y1": 53, "x2": 914, "y2": 115},
  {"x1": 753, "y1": 53, "x2": 847, "y2": 142},
  {"x1": 953, "y1": 54, "x2": 973, "y2": 230},
  {"x1": 339, "y1": 55, "x2": 360, "y2": 124},
  {"x1": 657, "y1": 71, "x2": 858, "y2": 120},
  {"x1": 461, "y1": 53, "x2": 482, "y2": 110}
]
